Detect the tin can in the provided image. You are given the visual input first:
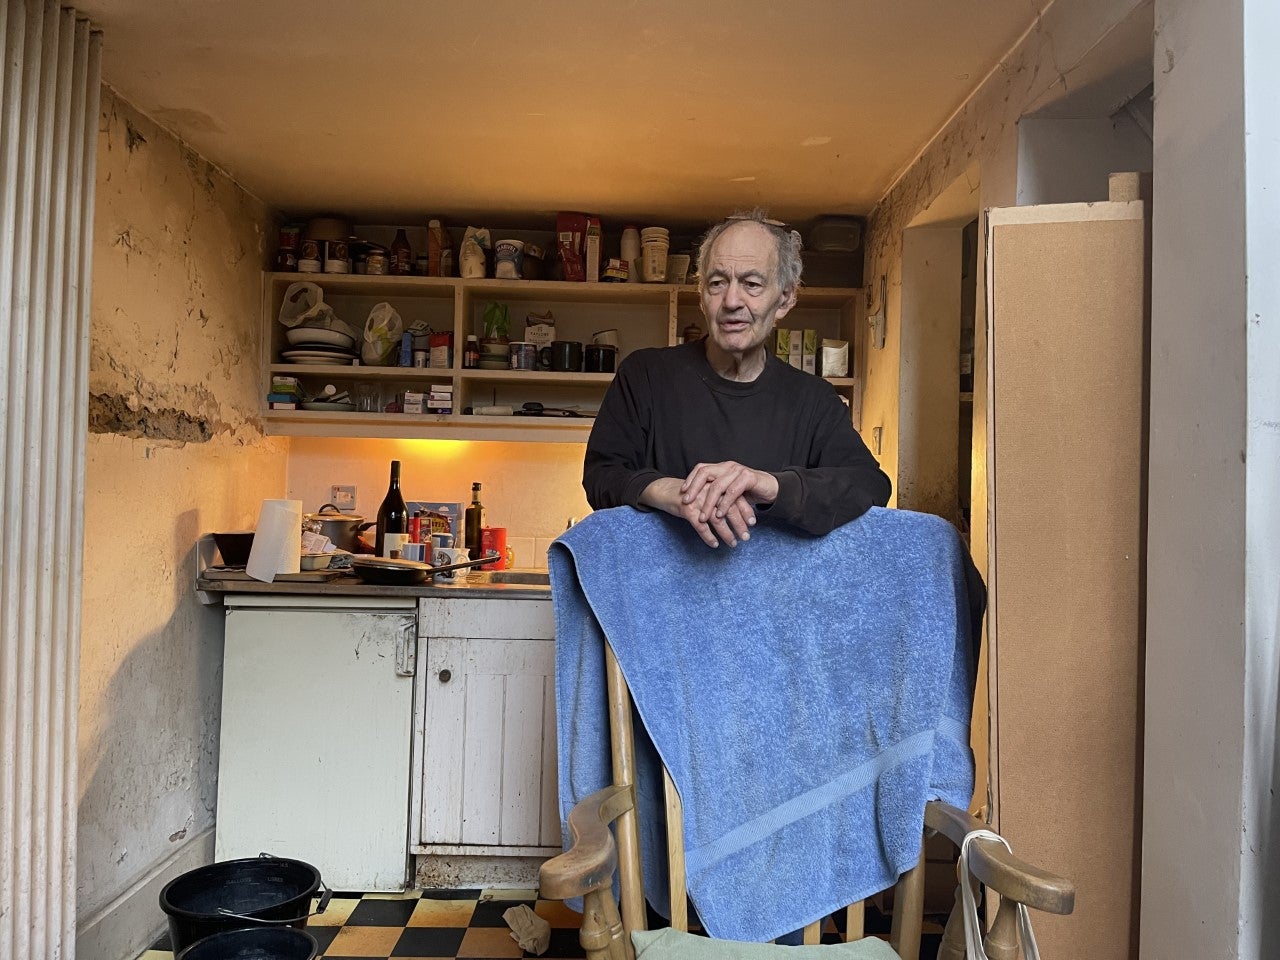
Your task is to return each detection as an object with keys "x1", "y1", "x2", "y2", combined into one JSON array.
[
  {"x1": 508, "y1": 341, "x2": 537, "y2": 371},
  {"x1": 323, "y1": 239, "x2": 350, "y2": 274},
  {"x1": 278, "y1": 224, "x2": 301, "y2": 251}
]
